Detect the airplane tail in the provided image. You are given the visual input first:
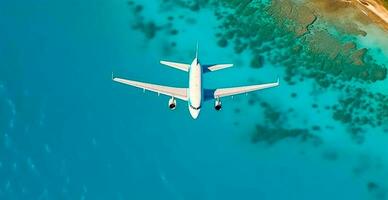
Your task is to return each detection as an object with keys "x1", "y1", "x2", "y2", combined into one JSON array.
[
  {"x1": 161, "y1": 42, "x2": 233, "y2": 73},
  {"x1": 160, "y1": 42, "x2": 199, "y2": 72},
  {"x1": 196, "y1": 41, "x2": 199, "y2": 59},
  {"x1": 195, "y1": 42, "x2": 233, "y2": 73}
]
